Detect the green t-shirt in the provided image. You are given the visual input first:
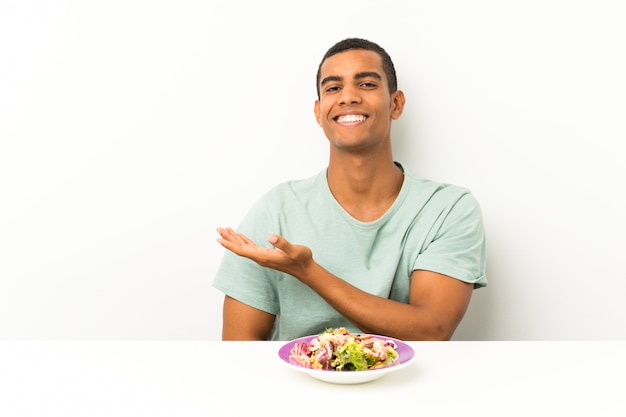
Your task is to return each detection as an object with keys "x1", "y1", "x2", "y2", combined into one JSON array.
[{"x1": 213, "y1": 164, "x2": 487, "y2": 341}]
